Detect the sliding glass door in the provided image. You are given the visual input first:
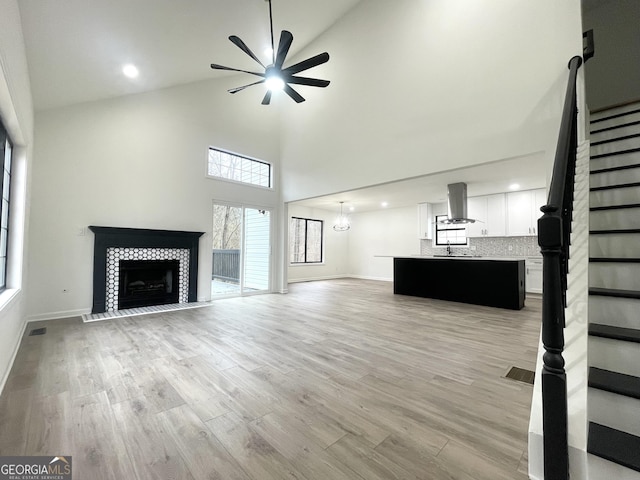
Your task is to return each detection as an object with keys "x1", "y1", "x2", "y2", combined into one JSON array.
[{"x1": 211, "y1": 202, "x2": 271, "y2": 297}]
